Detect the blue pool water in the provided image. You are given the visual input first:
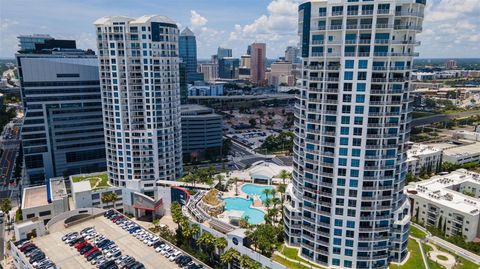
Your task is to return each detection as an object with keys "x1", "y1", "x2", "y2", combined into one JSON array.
[
  {"x1": 241, "y1": 184, "x2": 274, "y2": 202},
  {"x1": 223, "y1": 197, "x2": 265, "y2": 225}
]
